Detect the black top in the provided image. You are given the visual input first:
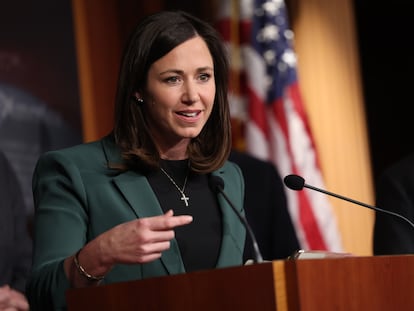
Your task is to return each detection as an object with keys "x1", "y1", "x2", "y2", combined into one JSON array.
[{"x1": 147, "y1": 159, "x2": 222, "y2": 272}]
